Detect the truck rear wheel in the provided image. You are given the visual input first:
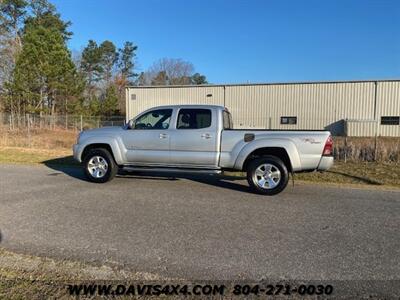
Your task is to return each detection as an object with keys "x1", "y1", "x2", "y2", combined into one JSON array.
[
  {"x1": 246, "y1": 156, "x2": 289, "y2": 195},
  {"x1": 83, "y1": 148, "x2": 118, "y2": 183}
]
